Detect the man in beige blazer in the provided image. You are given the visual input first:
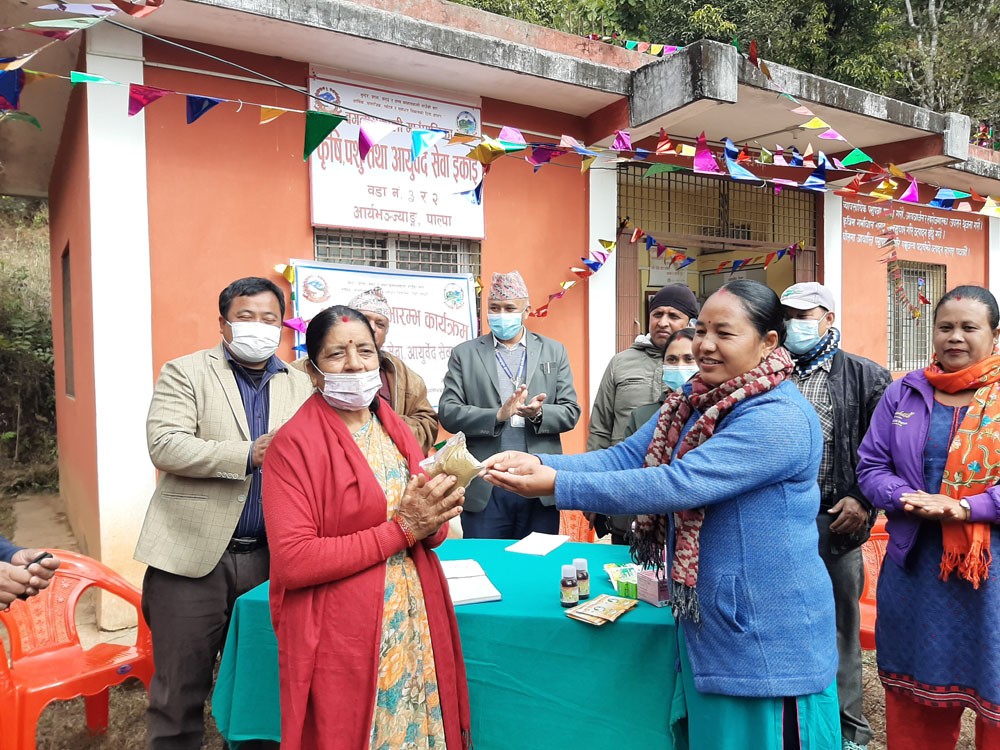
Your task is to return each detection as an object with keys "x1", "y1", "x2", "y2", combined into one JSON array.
[{"x1": 135, "y1": 277, "x2": 313, "y2": 750}]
